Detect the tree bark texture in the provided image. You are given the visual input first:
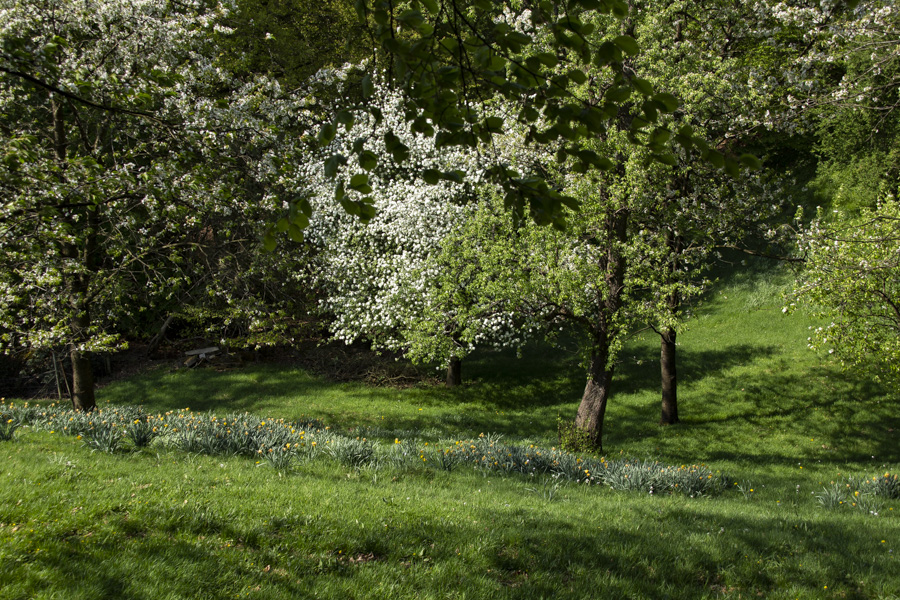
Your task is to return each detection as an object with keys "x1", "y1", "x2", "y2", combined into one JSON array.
[
  {"x1": 446, "y1": 356, "x2": 462, "y2": 387},
  {"x1": 660, "y1": 228, "x2": 682, "y2": 425},
  {"x1": 70, "y1": 345, "x2": 95, "y2": 411},
  {"x1": 575, "y1": 348, "x2": 613, "y2": 450},
  {"x1": 660, "y1": 327, "x2": 679, "y2": 424},
  {"x1": 573, "y1": 208, "x2": 628, "y2": 451}
]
